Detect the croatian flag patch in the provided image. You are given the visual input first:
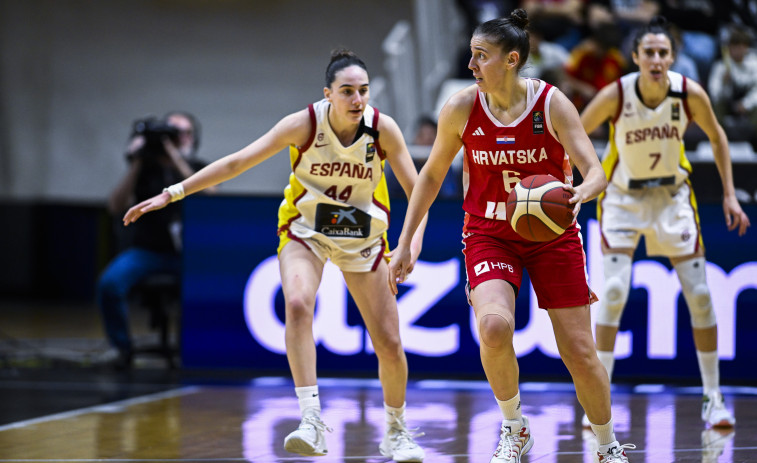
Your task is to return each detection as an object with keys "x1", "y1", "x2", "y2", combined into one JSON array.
[{"x1": 496, "y1": 136, "x2": 515, "y2": 144}]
